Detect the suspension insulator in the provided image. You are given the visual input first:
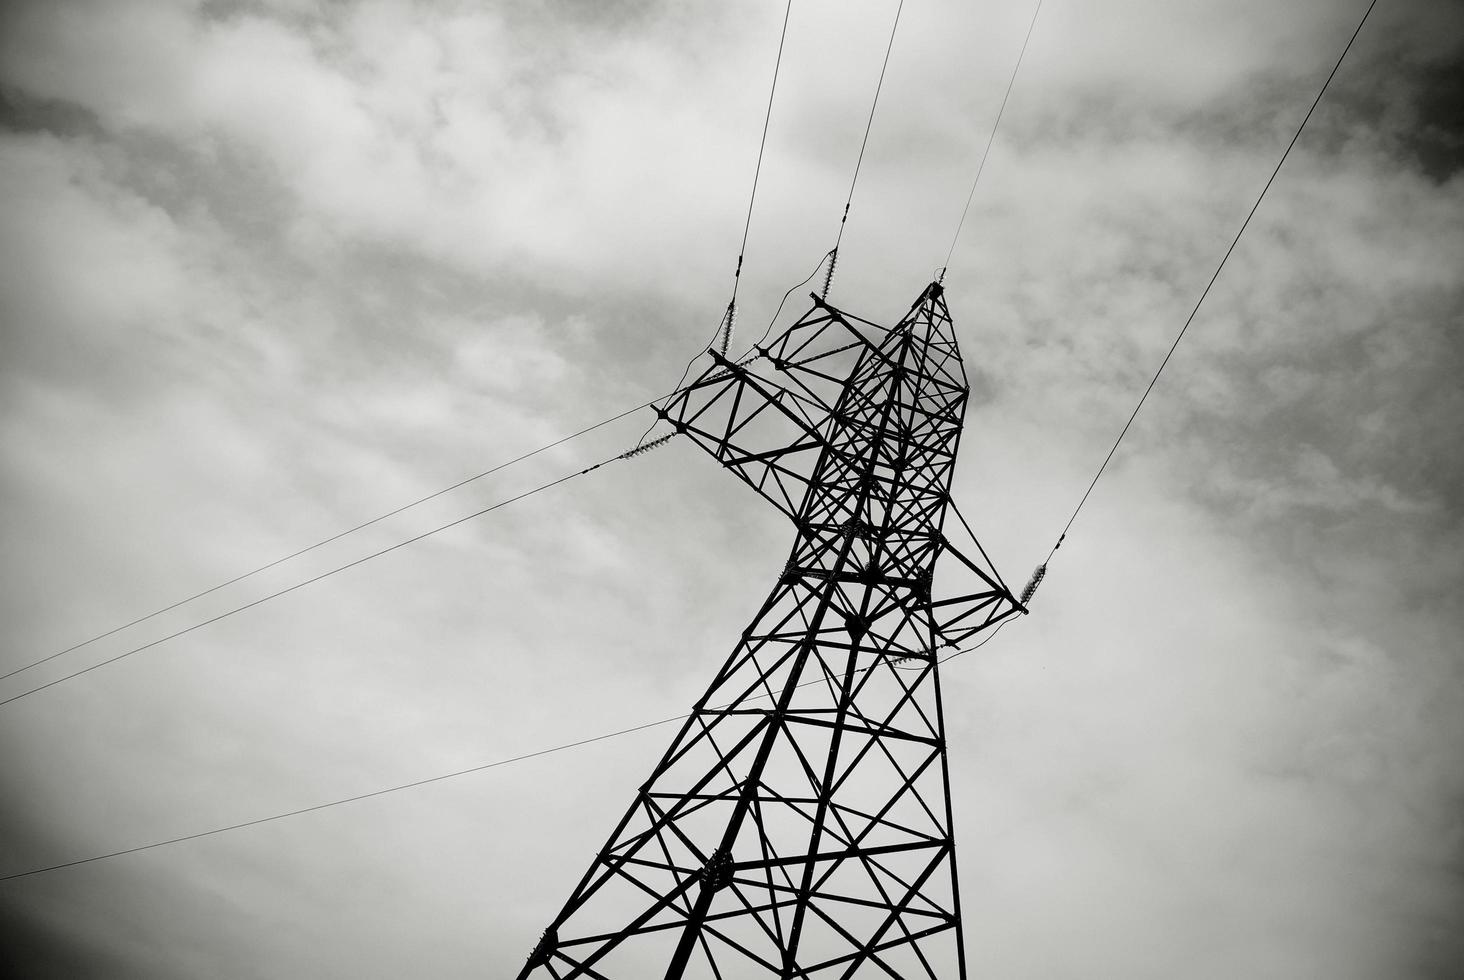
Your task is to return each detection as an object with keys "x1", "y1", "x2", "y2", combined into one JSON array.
[
  {"x1": 618, "y1": 433, "x2": 676, "y2": 460},
  {"x1": 1019, "y1": 563, "x2": 1047, "y2": 609},
  {"x1": 821, "y1": 248, "x2": 839, "y2": 299},
  {"x1": 718, "y1": 301, "x2": 737, "y2": 356}
]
